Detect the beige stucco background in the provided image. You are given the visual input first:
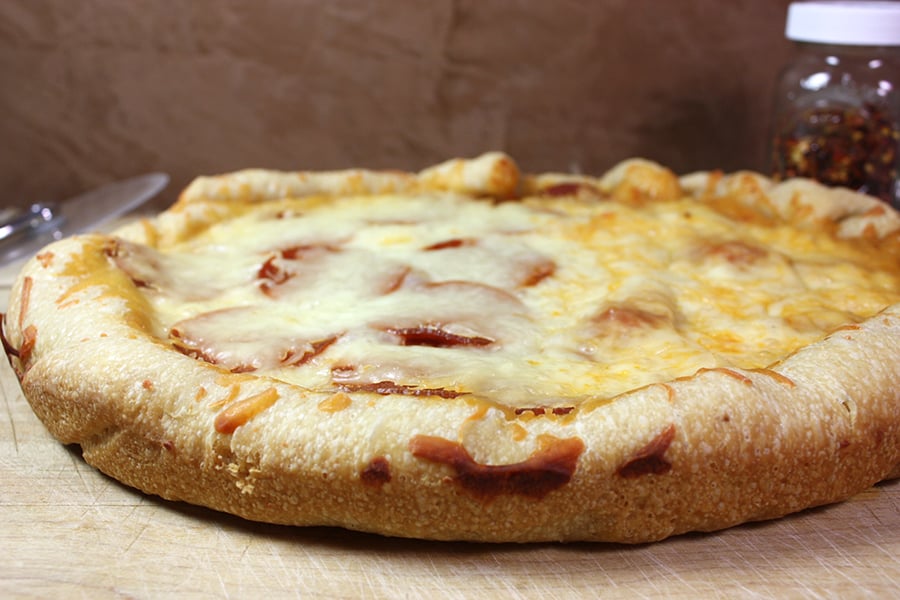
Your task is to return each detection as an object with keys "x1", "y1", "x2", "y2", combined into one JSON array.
[{"x1": 0, "y1": 1, "x2": 794, "y2": 210}]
